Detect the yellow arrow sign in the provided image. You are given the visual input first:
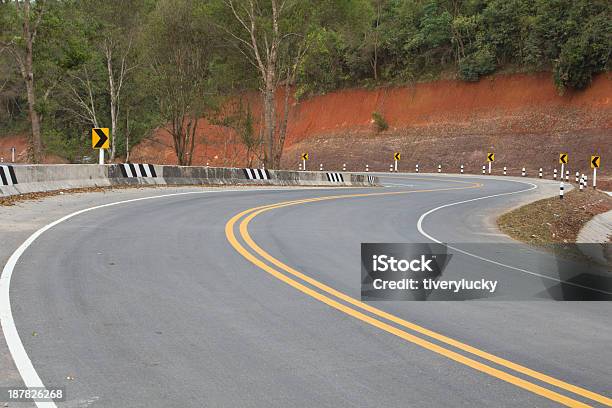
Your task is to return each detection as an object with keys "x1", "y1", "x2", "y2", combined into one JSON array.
[
  {"x1": 487, "y1": 153, "x2": 495, "y2": 162},
  {"x1": 92, "y1": 128, "x2": 110, "y2": 149},
  {"x1": 591, "y1": 156, "x2": 600, "y2": 168},
  {"x1": 559, "y1": 153, "x2": 568, "y2": 164},
  {"x1": 301, "y1": 153, "x2": 309, "y2": 161},
  {"x1": 394, "y1": 152, "x2": 401, "y2": 161}
]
